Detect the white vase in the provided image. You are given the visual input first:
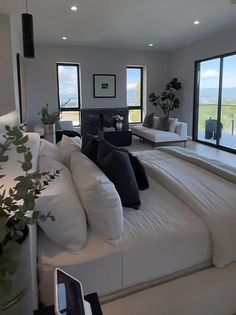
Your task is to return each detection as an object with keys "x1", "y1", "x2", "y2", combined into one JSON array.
[
  {"x1": 44, "y1": 123, "x2": 56, "y2": 144},
  {"x1": 116, "y1": 122, "x2": 123, "y2": 130},
  {"x1": 0, "y1": 234, "x2": 33, "y2": 315}
]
